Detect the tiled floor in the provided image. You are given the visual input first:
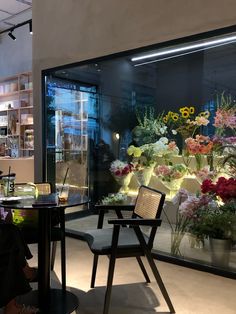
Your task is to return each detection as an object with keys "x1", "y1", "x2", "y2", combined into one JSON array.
[{"x1": 23, "y1": 237, "x2": 236, "y2": 314}]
